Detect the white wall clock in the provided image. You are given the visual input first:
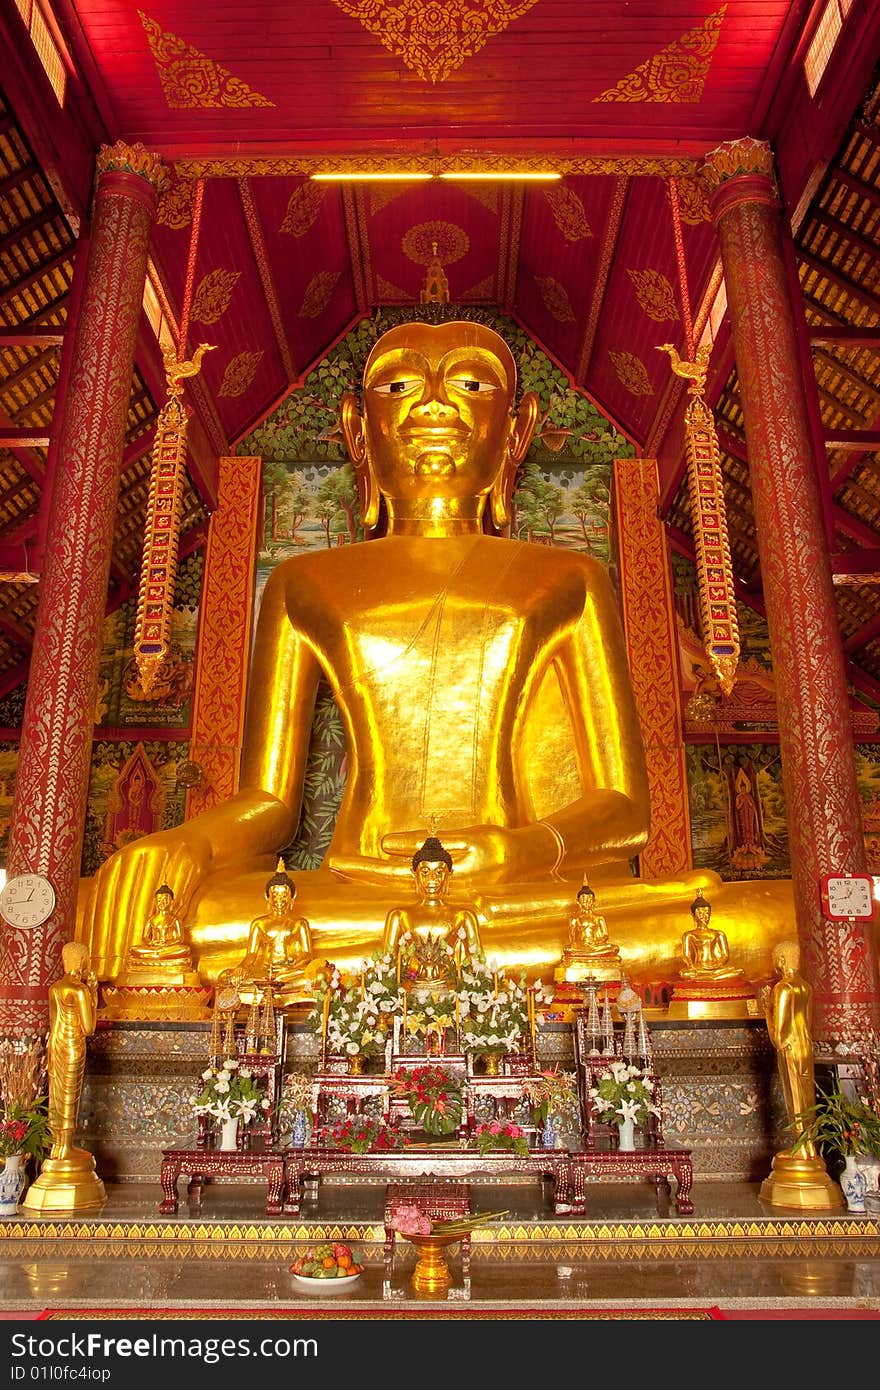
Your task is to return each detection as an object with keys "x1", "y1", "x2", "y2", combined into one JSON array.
[
  {"x1": 0, "y1": 872, "x2": 56, "y2": 928},
  {"x1": 820, "y1": 874, "x2": 874, "y2": 921}
]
